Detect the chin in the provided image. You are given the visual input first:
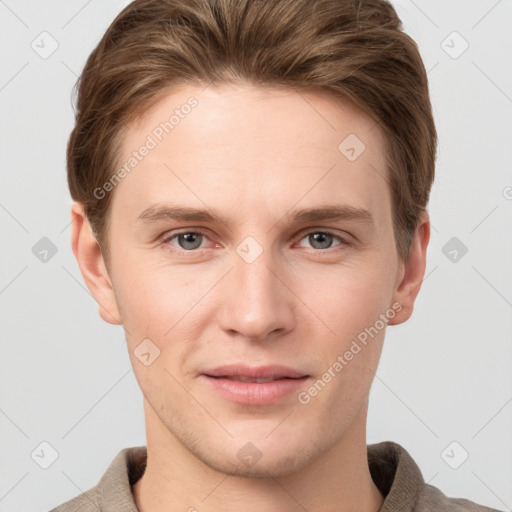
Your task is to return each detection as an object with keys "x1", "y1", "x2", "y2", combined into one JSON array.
[{"x1": 191, "y1": 435, "x2": 322, "y2": 479}]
